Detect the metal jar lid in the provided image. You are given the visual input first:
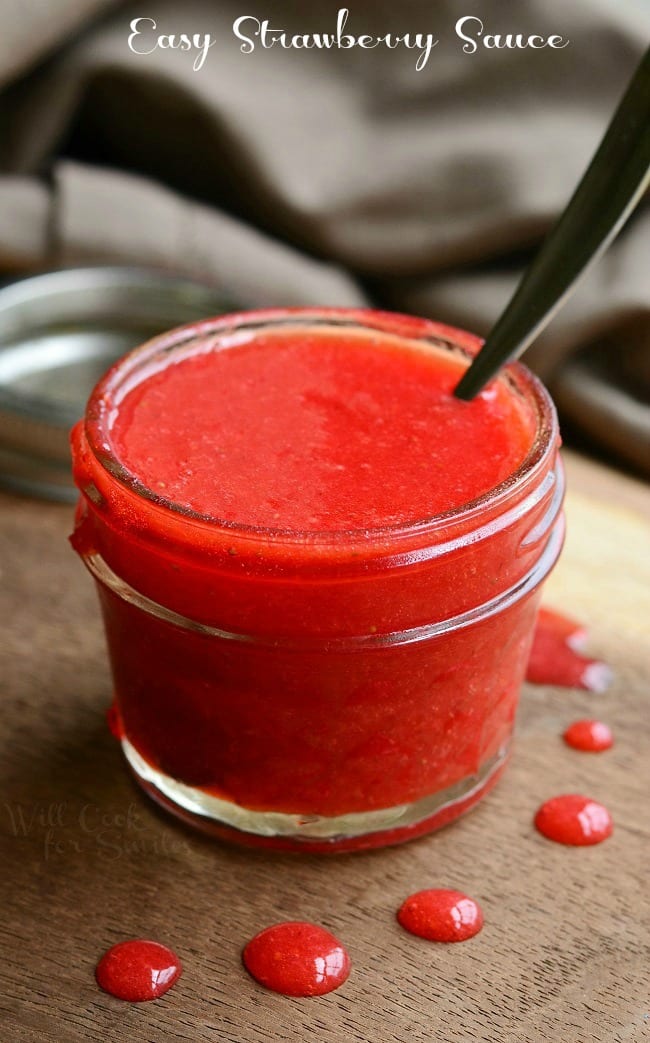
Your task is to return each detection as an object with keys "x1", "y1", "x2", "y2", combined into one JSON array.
[{"x1": 0, "y1": 267, "x2": 236, "y2": 502}]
